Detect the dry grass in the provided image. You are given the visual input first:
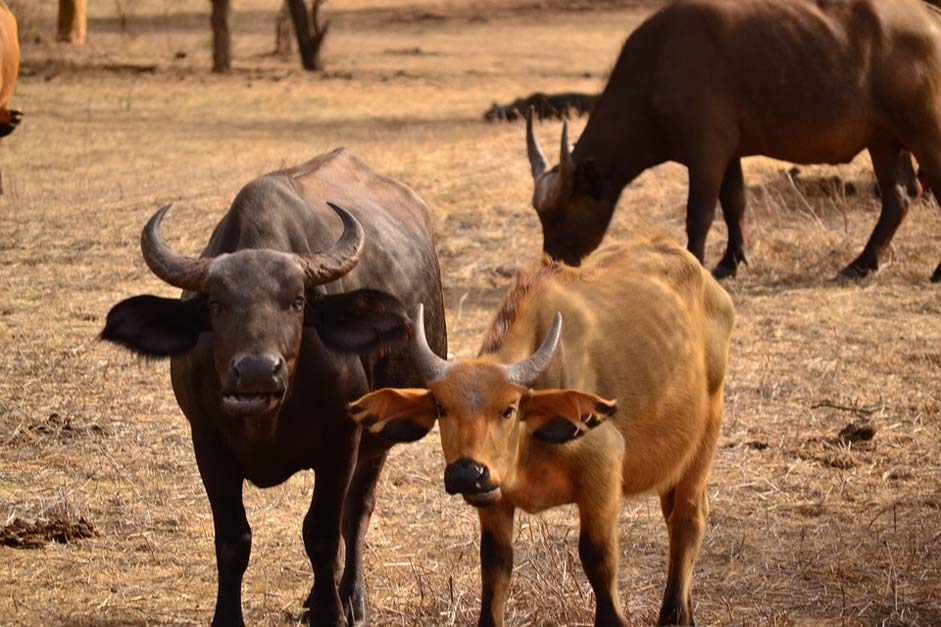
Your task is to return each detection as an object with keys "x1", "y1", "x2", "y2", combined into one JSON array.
[{"x1": 1, "y1": 0, "x2": 940, "y2": 625}]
